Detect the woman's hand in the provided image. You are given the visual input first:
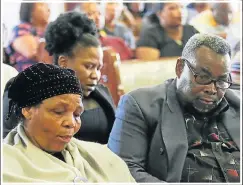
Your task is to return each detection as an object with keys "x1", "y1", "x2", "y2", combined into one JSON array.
[{"x1": 12, "y1": 35, "x2": 39, "y2": 59}]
